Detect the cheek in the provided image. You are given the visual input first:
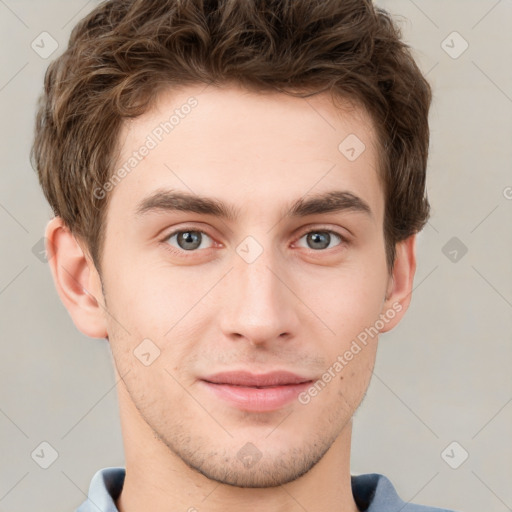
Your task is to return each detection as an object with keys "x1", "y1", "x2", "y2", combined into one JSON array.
[
  {"x1": 106, "y1": 256, "x2": 199, "y2": 333},
  {"x1": 104, "y1": 261, "x2": 211, "y2": 377},
  {"x1": 305, "y1": 263, "x2": 387, "y2": 339}
]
